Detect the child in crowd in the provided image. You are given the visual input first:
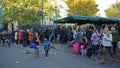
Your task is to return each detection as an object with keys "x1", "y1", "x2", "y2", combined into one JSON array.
[
  {"x1": 42, "y1": 38, "x2": 50, "y2": 59},
  {"x1": 80, "y1": 36, "x2": 88, "y2": 56}
]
